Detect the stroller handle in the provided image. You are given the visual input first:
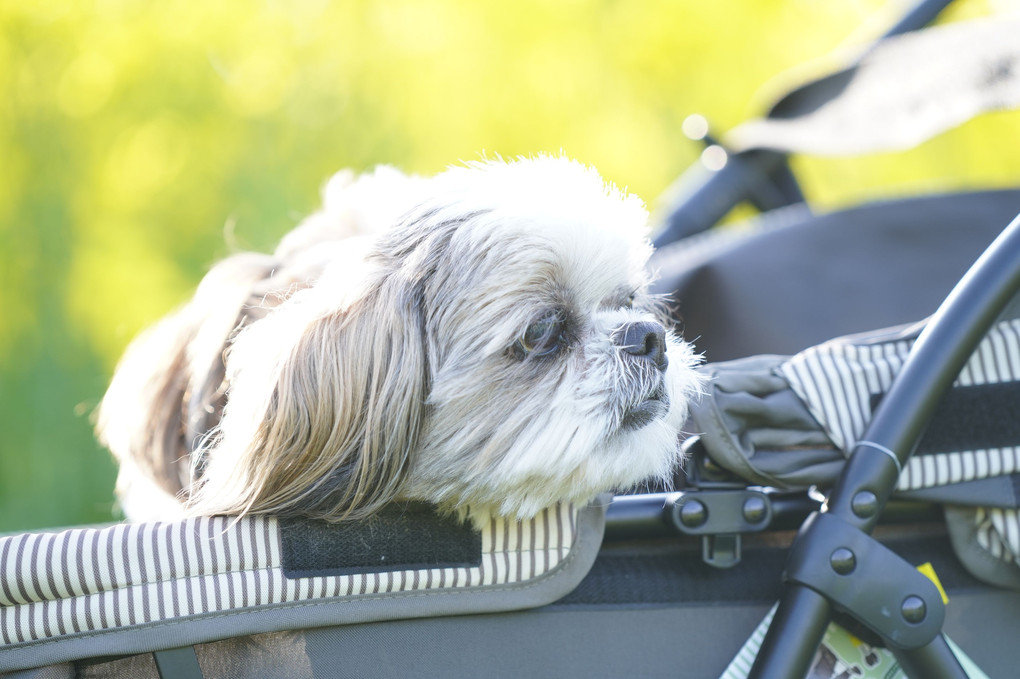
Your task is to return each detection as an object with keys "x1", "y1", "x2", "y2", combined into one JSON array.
[{"x1": 652, "y1": 0, "x2": 955, "y2": 248}]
